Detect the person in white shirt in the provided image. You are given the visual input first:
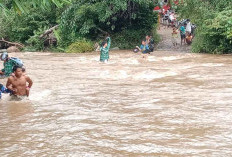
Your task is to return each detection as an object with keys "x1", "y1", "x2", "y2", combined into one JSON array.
[{"x1": 186, "y1": 19, "x2": 192, "y2": 35}]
